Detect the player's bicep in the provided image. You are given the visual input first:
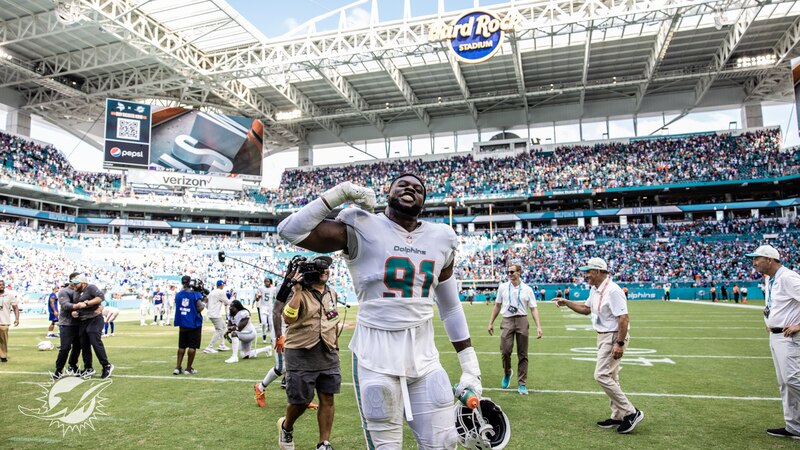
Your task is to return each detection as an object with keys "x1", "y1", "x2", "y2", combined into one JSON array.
[
  {"x1": 295, "y1": 219, "x2": 348, "y2": 253},
  {"x1": 438, "y1": 261, "x2": 454, "y2": 282}
]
